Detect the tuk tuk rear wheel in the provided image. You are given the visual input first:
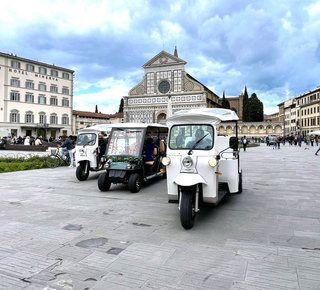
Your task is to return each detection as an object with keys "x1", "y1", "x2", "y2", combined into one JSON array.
[
  {"x1": 128, "y1": 173, "x2": 141, "y2": 193},
  {"x1": 180, "y1": 190, "x2": 196, "y2": 229},
  {"x1": 98, "y1": 172, "x2": 111, "y2": 191},
  {"x1": 76, "y1": 162, "x2": 89, "y2": 181}
]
